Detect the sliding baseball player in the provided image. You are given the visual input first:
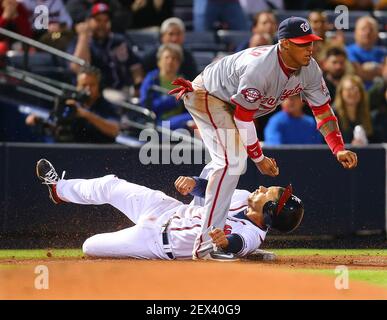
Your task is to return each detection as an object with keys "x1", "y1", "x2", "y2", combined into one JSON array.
[{"x1": 36, "y1": 159, "x2": 304, "y2": 261}]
